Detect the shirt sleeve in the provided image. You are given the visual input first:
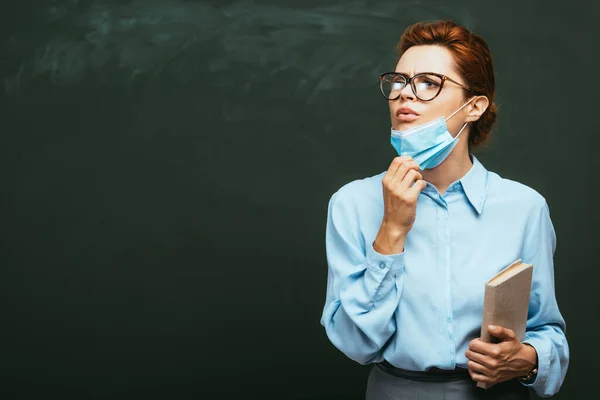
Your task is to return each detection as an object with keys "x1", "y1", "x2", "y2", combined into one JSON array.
[
  {"x1": 320, "y1": 190, "x2": 406, "y2": 365},
  {"x1": 519, "y1": 198, "x2": 570, "y2": 397}
]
